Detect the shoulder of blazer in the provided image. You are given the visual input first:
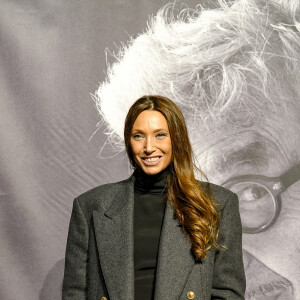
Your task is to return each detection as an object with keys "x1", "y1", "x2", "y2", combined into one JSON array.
[
  {"x1": 74, "y1": 175, "x2": 236, "y2": 216},
  {"x1": 74, "y1": 175, "x2": 134, "y2": 215},
  {"x1": 197, "y1": 180, "x2": 237, "y2": 211}
]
